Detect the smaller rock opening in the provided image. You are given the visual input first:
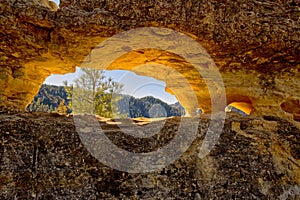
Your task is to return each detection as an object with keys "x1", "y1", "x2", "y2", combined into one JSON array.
[
  {"x1": 196, "y1": 108, "x2": 202, "y2": 115},
  {"x1": 281, "y1": 99, "x2": 300, "y2": 122},
  {"x1": 225, "y1": 102, "x2": 253, "y2": 116},
  {"x1": 38, "y1": 0, "x2": 59, "y2": 11}
]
